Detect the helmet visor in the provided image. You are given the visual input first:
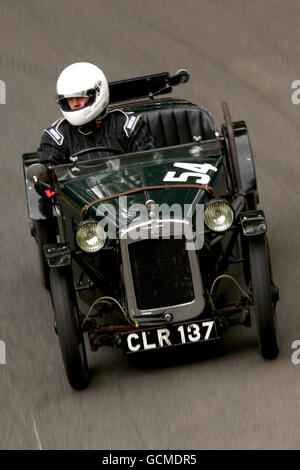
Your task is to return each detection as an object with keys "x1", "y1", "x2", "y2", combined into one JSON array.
[{"x1": 56, "y1": 89, "x2": 96, "y2": 111}]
